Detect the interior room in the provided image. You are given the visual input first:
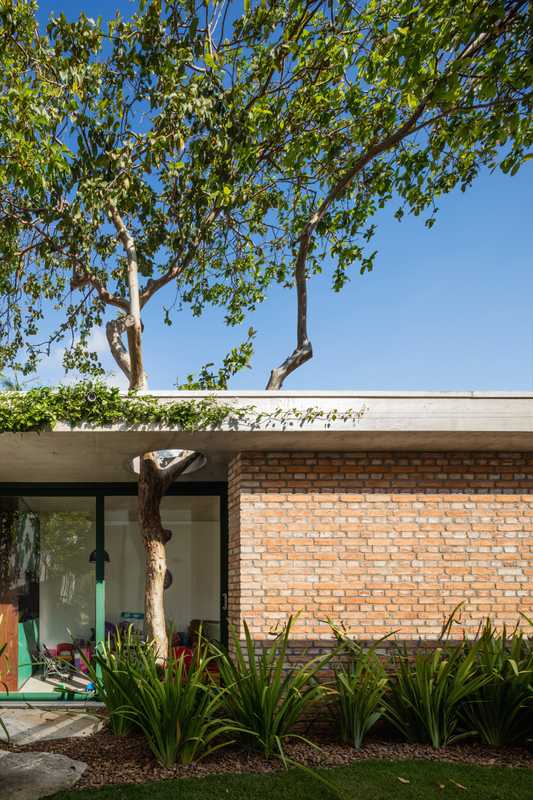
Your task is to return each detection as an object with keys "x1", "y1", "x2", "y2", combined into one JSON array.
[{"x1": 0, "y1": 492, "x2": 221, "y2": 696}]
